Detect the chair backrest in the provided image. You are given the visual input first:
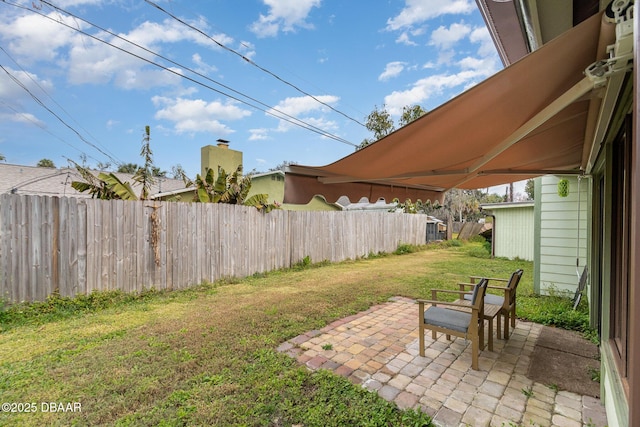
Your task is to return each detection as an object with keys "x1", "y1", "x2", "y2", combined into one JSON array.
[
  {"x1": 471, "y1": 278, "x2": 488, "y2": 314},
  {"x1": 507, "y1": 269, "x2": 524, "y2": 305}
]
